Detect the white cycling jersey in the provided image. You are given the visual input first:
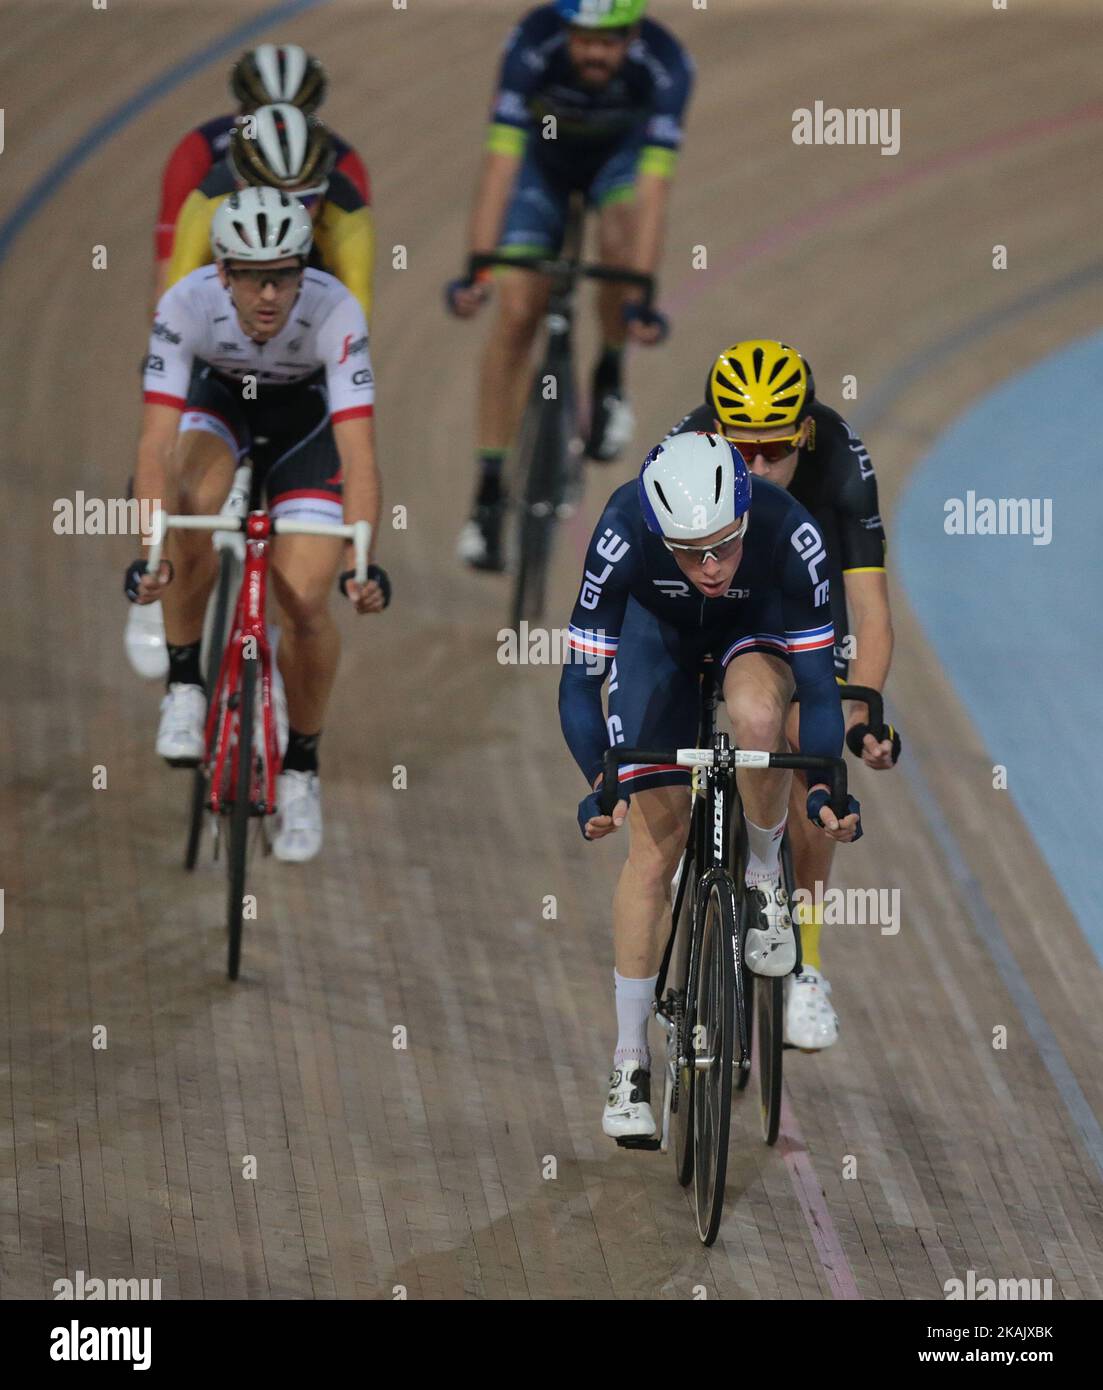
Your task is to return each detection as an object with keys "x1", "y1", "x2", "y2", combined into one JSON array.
[{"x1": 142, "y1": 266, "x2": 374, "y2": 424}]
